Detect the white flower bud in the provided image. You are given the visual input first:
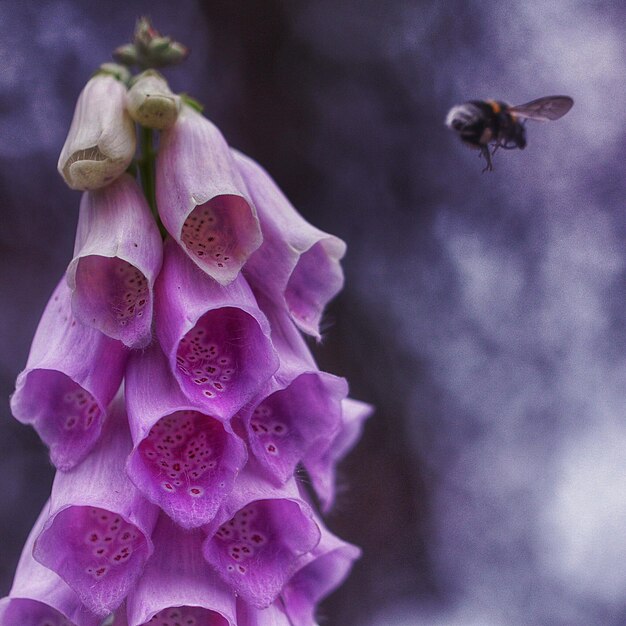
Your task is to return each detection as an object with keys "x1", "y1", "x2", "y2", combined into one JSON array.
[
  {"x1": 58, "y1": 75, "x2": 136, "y2": 191},
  {"x1": 126, "y1": 70, "x2": 181, "y2": 130}
]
